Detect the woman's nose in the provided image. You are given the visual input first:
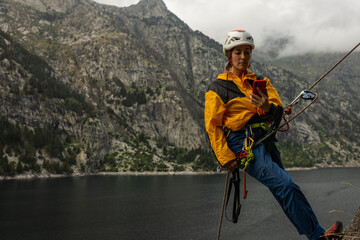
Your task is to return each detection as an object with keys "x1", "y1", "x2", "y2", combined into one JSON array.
[{"x1": 239, "y1": 51, "x2": 246, "y2": 59}]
